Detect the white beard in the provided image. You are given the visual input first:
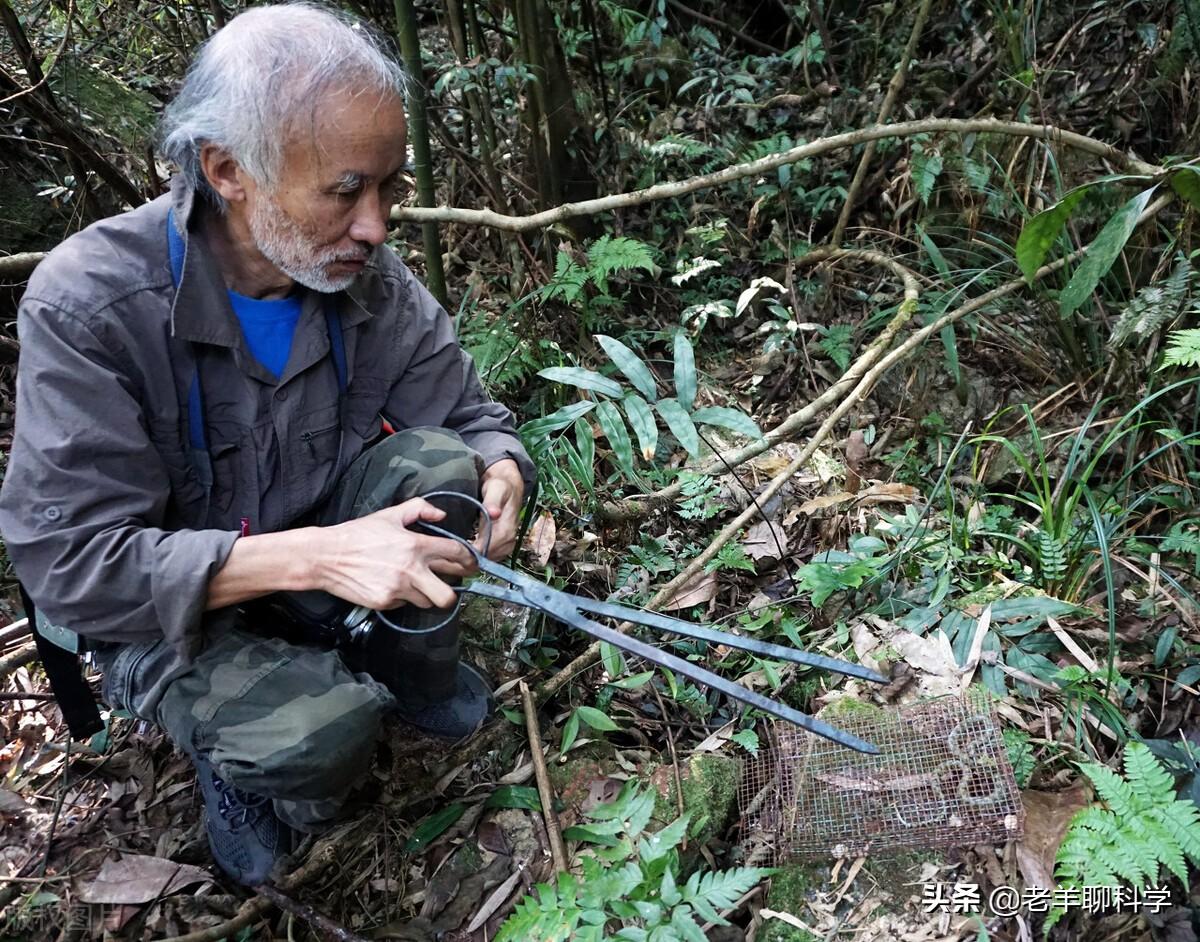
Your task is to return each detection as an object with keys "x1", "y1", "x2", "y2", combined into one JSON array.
[{"x1": 248, "y1": 189, "x2": 369, "y2": 293}]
